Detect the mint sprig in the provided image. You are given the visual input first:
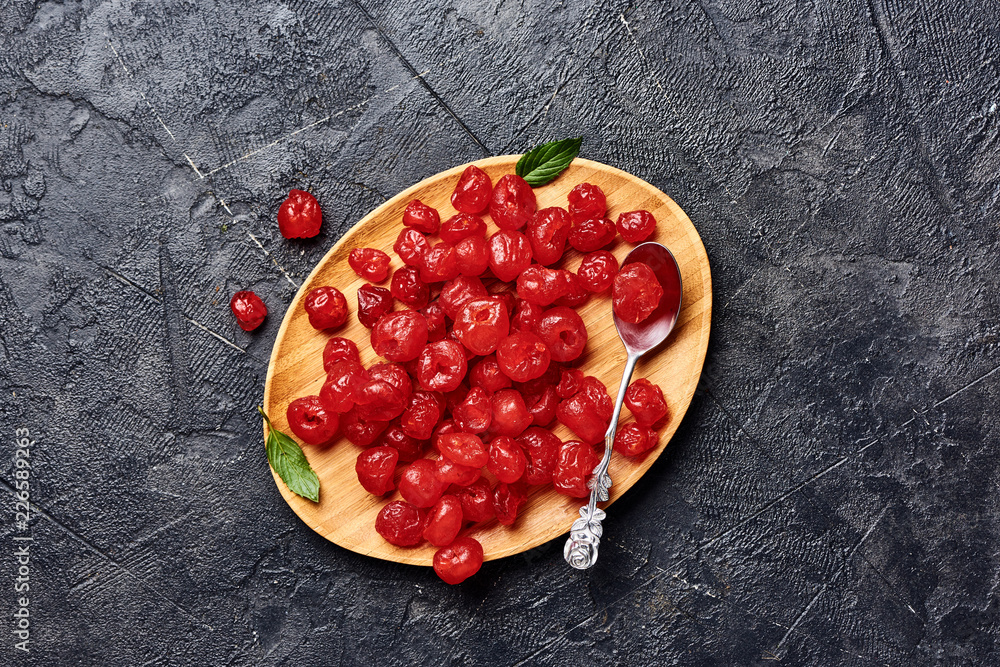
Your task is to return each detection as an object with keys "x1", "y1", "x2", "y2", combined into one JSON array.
[
  {"x1": 259, "y1": 406, "x2": 320, "y2": 502},
  {"x1": 515, "y1": 137, "x2": 583, "y2": 186}
]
